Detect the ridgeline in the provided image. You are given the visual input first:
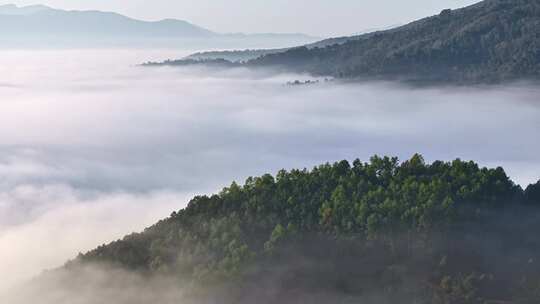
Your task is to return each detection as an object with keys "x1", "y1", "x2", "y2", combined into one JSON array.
[
  {"x1": 159, "y1": 0, "x2": 540, "y2": 85},
  {"x1": 59, "y1": 154, "x2": 540, "y2": 304}
]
